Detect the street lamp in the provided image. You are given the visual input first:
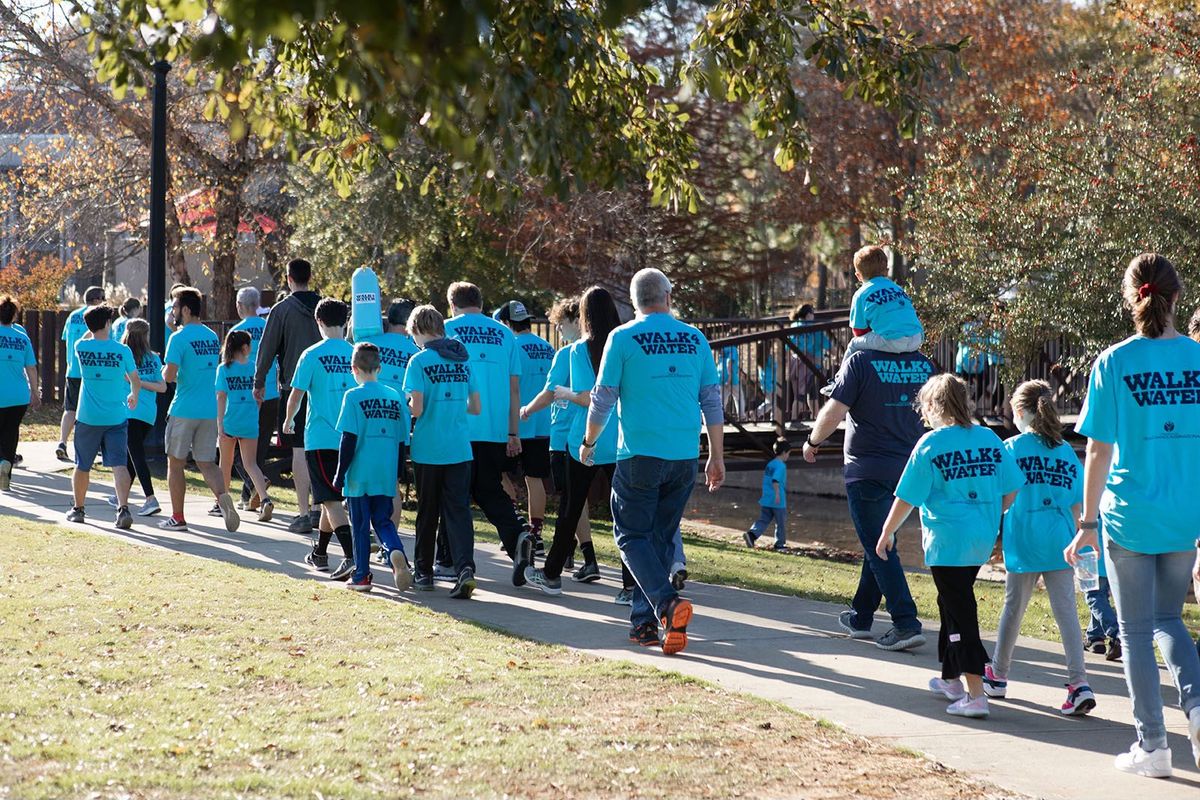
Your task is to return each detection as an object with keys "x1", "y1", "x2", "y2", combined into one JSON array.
[{"x1": 147, "y1": 59, "x2": 170, "y2": 353}]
